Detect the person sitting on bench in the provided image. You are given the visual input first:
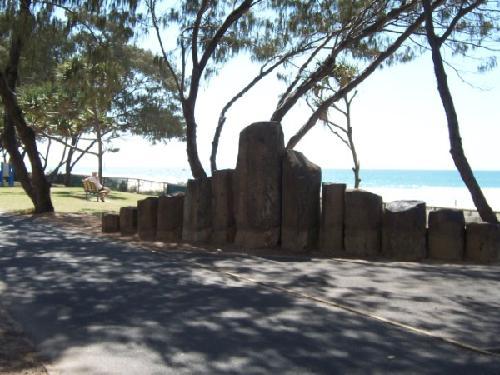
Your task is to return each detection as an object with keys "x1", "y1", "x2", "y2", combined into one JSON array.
[{"x1": 83, "y1": 172, "x2": 111, "y2": 202}]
